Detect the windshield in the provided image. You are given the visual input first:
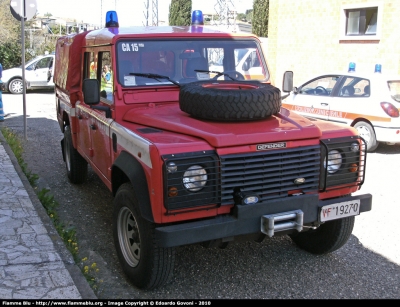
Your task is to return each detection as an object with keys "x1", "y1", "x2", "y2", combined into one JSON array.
[
  {"x1": 116, "y1": 38, "x2": 268, "y2": 87},
  {"x1": 388, "y1": 80, "x2": 400, "y2": 102}
]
